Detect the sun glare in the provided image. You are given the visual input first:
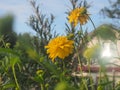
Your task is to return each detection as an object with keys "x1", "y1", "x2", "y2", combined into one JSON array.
[{"x1": 102, "y1": 43, "x2": 111, "y2": 57}]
